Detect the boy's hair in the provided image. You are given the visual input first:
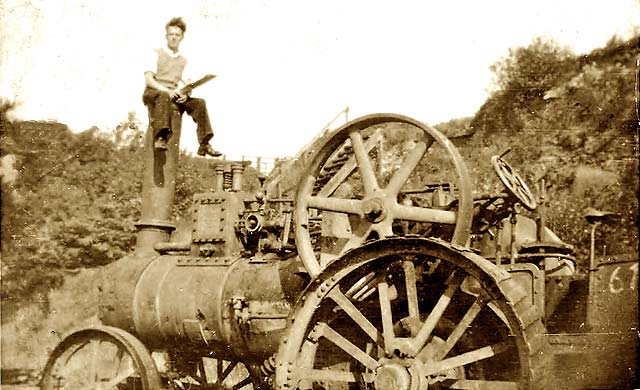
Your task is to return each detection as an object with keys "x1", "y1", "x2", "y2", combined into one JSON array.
[{"x1": 166, "y1": 17, "x2": 186, "y2": 34}]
